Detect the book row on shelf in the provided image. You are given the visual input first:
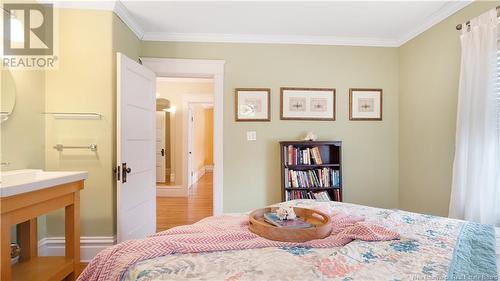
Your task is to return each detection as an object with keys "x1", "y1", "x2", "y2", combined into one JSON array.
[
  {"x1": 286, "y1": 189, "x2": 341, "y2": 201},
  {"x1": 283, "y1": 145, "x2": 323, "y2": 165},
  {"x1": 284, "y1": 168, "x2": 340, "y2": 188}
]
